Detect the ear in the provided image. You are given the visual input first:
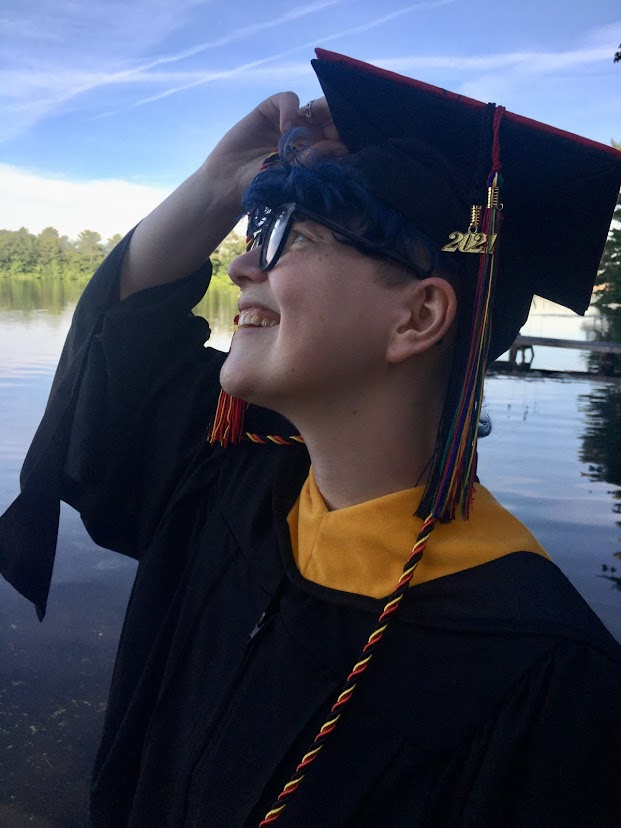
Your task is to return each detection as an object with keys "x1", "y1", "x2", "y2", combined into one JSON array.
[{"x1": 386, "y1": 277, "x2": 457, "y2": 365}]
